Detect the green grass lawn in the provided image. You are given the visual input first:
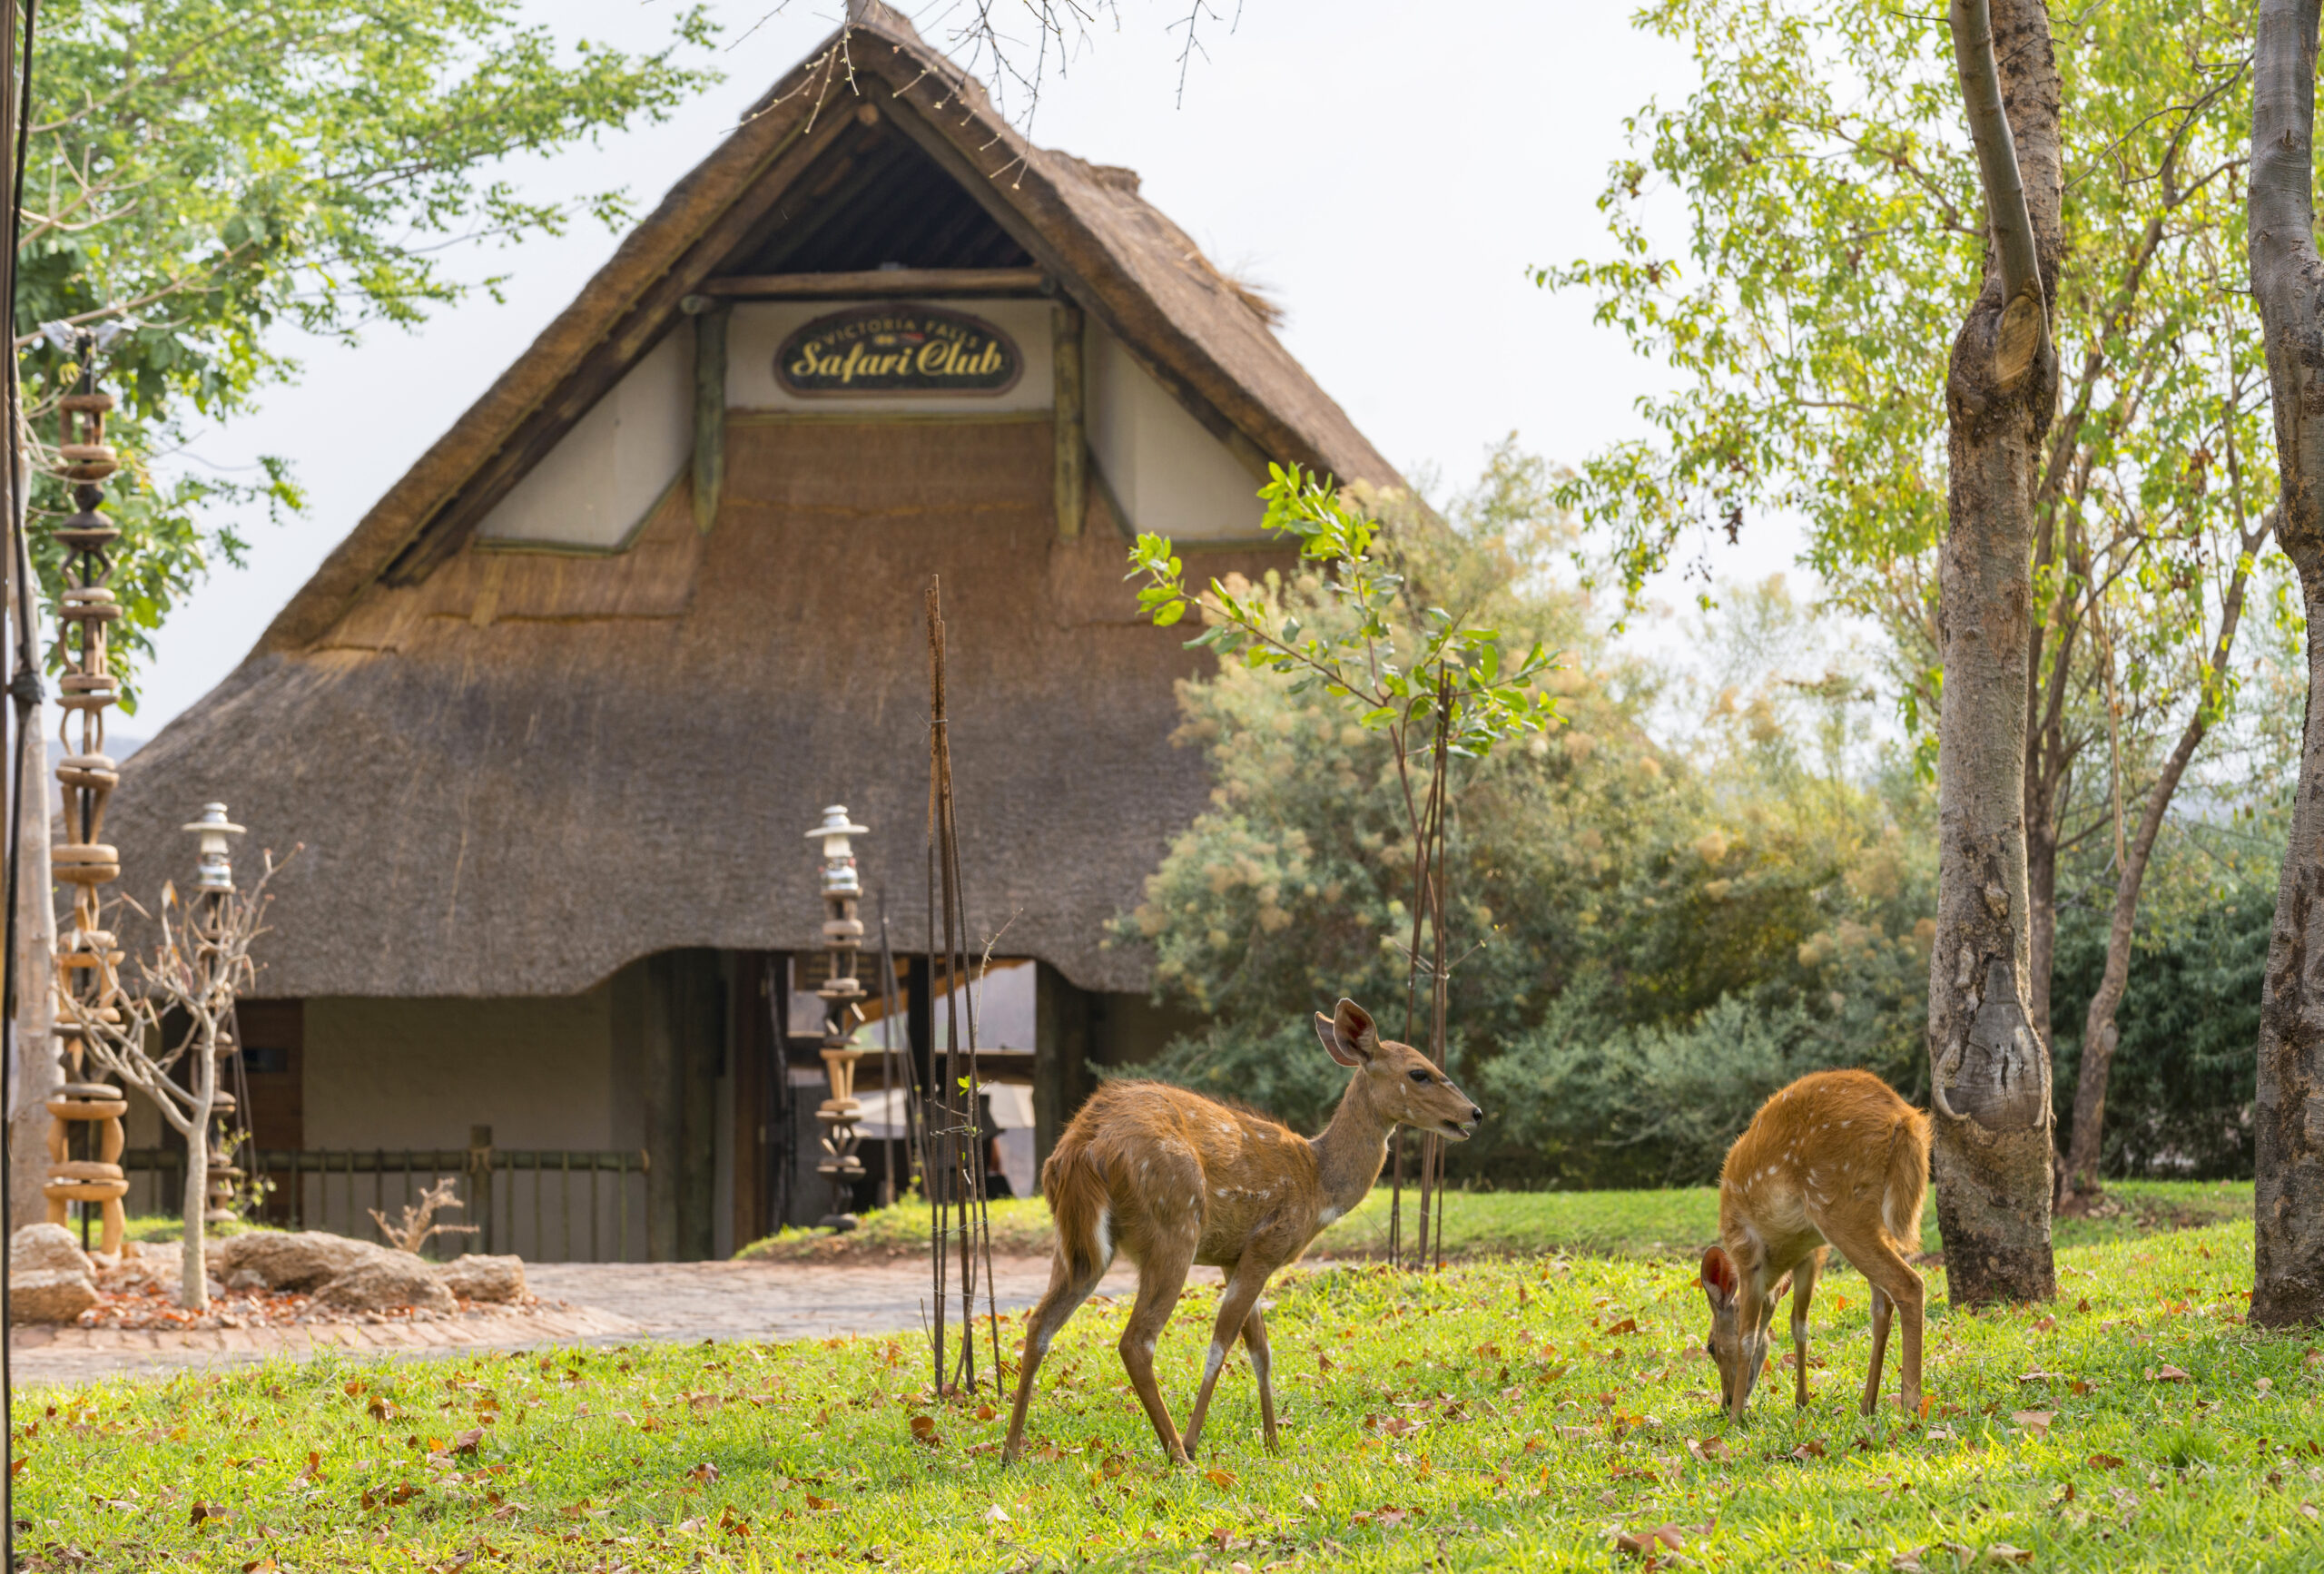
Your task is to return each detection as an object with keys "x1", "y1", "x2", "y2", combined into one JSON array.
[
  {"x1": 738, "y1": 1178, "x2": 2254, "y2": 1264},
  {"x1": 21, "y1": 1186, "x2": 2314, "y2": 1571}
]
